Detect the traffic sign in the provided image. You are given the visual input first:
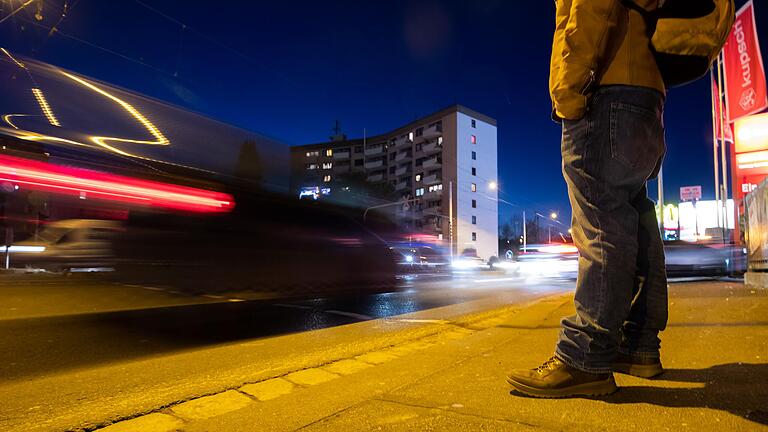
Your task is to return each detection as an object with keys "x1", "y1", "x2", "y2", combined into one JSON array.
[{"x1": 680, "y1": 186, "x2": 702, "y2": 202}]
